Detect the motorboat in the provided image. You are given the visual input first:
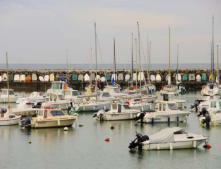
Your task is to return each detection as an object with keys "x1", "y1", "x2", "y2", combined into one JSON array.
[
  {"x1": 102, "y1": 85, "x2": 127, "y2": 98},
  {"x1": 135, "y1": 100, "x2": 190, "y2": 123},
  {"x1": 62, "y1": 89, "x2": 79, "y2": 102},
  {"x1": 20, "y1": 108, "x2": 78, "y2": 128},
  {"x1": 201, "y1": 82, "x2": 219, "y2": 96},
  {"x1": 16, "y1": 92, "x2": 45, "y2": 105},
  {"x1": 128, "y1": 98, "x2": 155, "y2": 112},
  {"x1": 0, "y1": 89, "x2": 17, "y2": 103},
  {"x1": 198, "y1": 98, "x2": 221, "y2": 126},
  {"x1": 128, "y1": 127, "x2": 208, "y2": 151},
  {"x1": 74, "y1": 98, "x2": 111, "y2": 113},
  {"x1": 0, "y1": 107, "x2": 20, "y2": 126},
  {"x1": 93, "y1": 102, "x2": 140, "y2": 121},
  {"x1": 47, "y1": 81, "x2": 67, "y2": 96}
]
